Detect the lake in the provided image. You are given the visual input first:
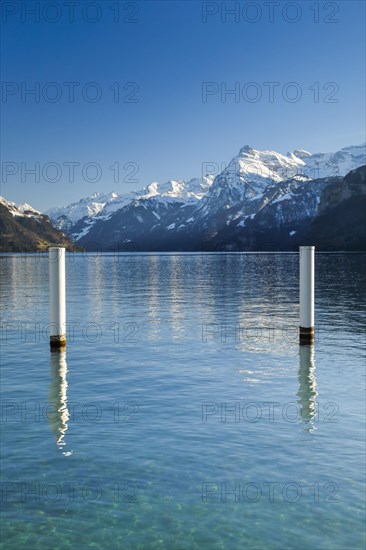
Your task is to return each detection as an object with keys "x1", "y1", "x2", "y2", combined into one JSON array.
[{"x1": 1, "y1": 252, "x2": 365, "y2": 549}]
